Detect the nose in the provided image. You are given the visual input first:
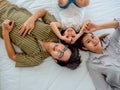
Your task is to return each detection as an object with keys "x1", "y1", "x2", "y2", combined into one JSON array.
[
  {"x1": 68, "y1": 32, "x2": 72, "y2": 36},
  {"x1": 57, "y1": 47, "x2": 64, "y2": 52},
  {"x1": 91, "y1": 38, "x2": 97, "y2": 44}
]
